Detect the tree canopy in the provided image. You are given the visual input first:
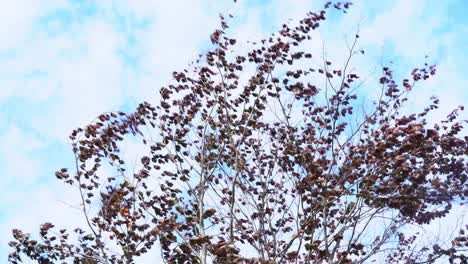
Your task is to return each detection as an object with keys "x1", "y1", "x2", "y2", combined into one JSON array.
[{"x1": 8, "y1": 1, "x2": 467, "y2": 263}]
